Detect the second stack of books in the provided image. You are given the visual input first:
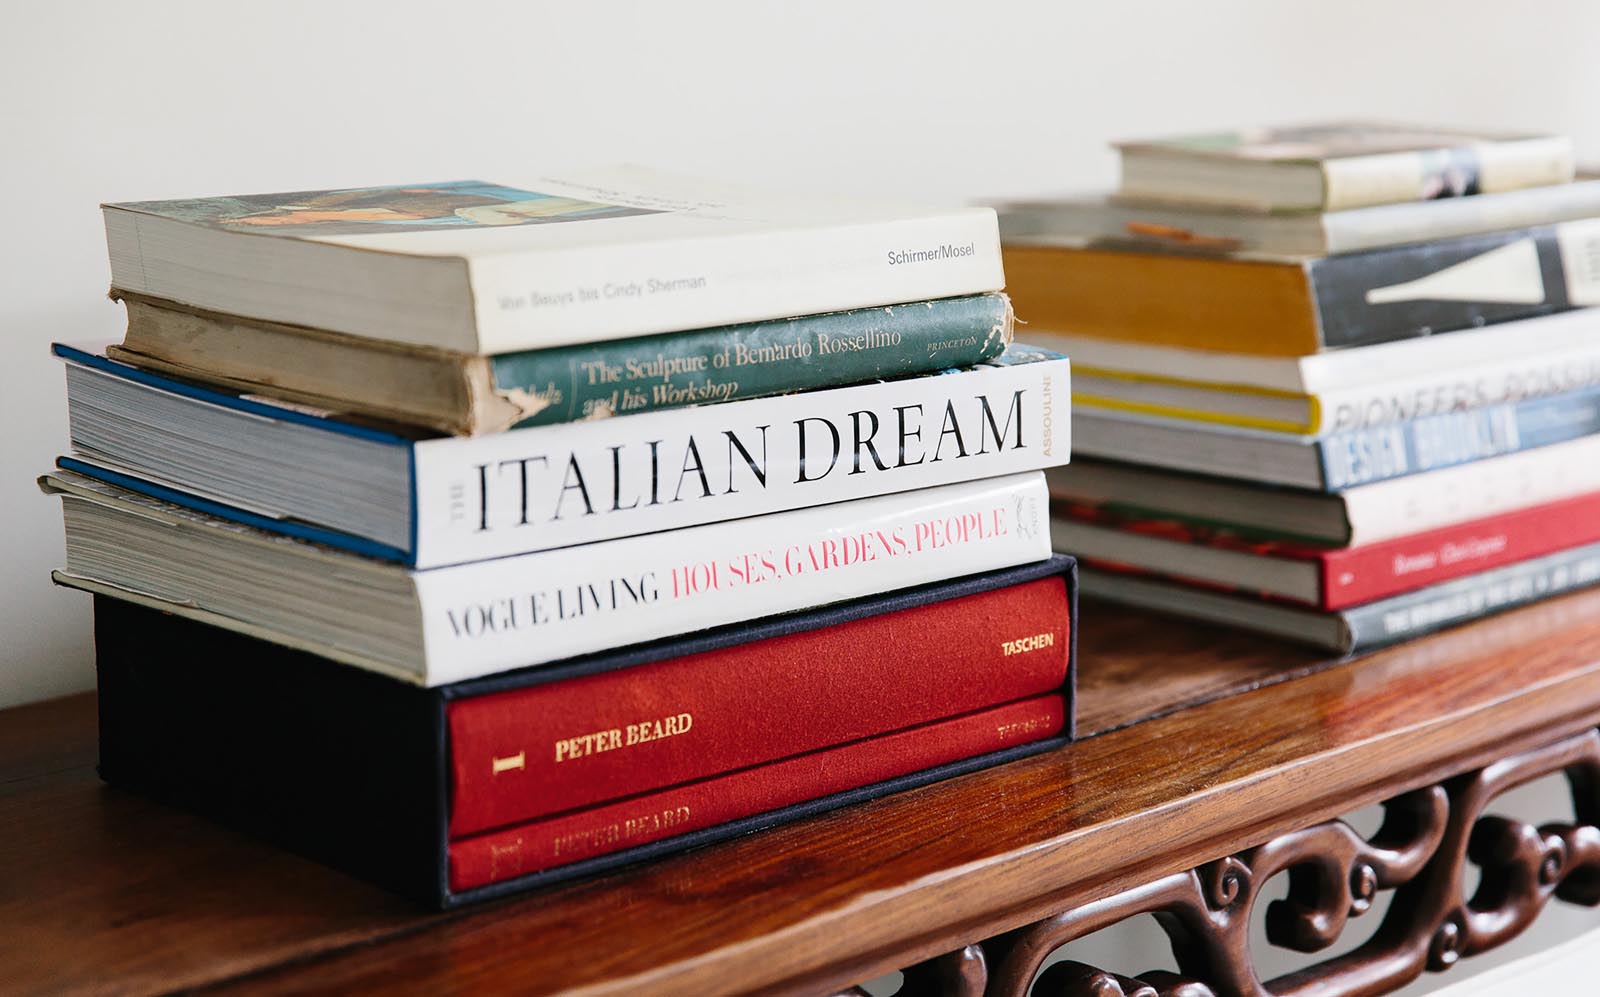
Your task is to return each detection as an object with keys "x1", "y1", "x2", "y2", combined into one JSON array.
[{"x1": 1002, "y1": 123, "x2": 1600, "y2": 654}]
